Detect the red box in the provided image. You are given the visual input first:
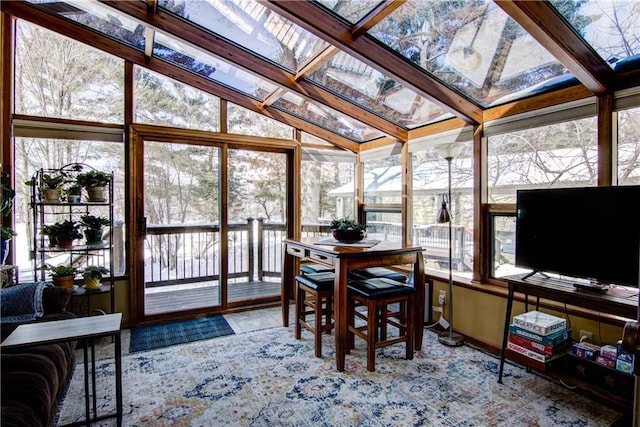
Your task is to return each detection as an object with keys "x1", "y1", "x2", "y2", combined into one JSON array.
[
  {"x1": 600, "y1": 344, "x2": 617, "y2": 360},
  {"x1": 596, "y1": 356, "x2": 616, "y2": 369}
]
